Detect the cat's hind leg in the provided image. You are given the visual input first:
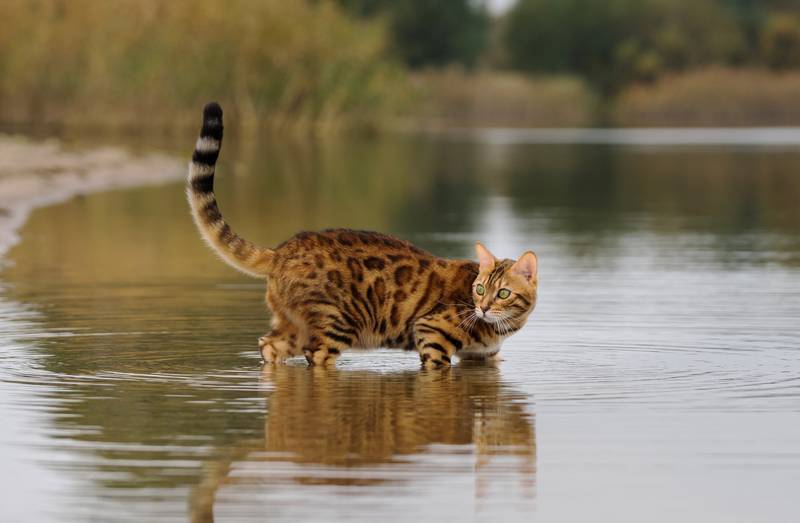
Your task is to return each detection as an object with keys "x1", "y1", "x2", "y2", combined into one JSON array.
[
  {"x1": 259, "y1": 315, "x2": 300, "y2": 364},
  {"x1": 302, "y1": 314, "x2": 356, "y2": 367}
]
